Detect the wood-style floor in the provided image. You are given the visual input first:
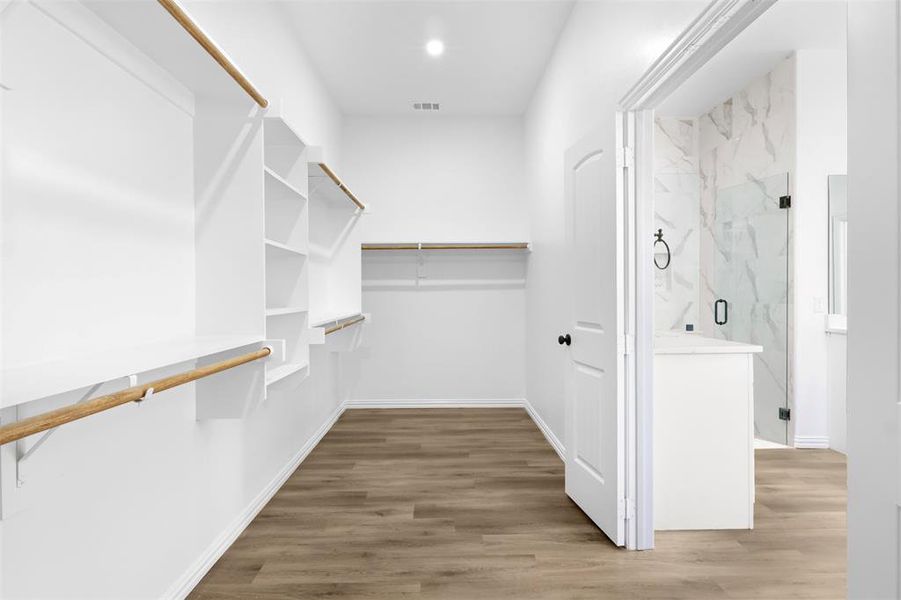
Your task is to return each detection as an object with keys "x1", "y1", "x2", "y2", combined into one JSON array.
[{"x1": 190, "y1": 408, "x2": 847, "y2": 599}]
